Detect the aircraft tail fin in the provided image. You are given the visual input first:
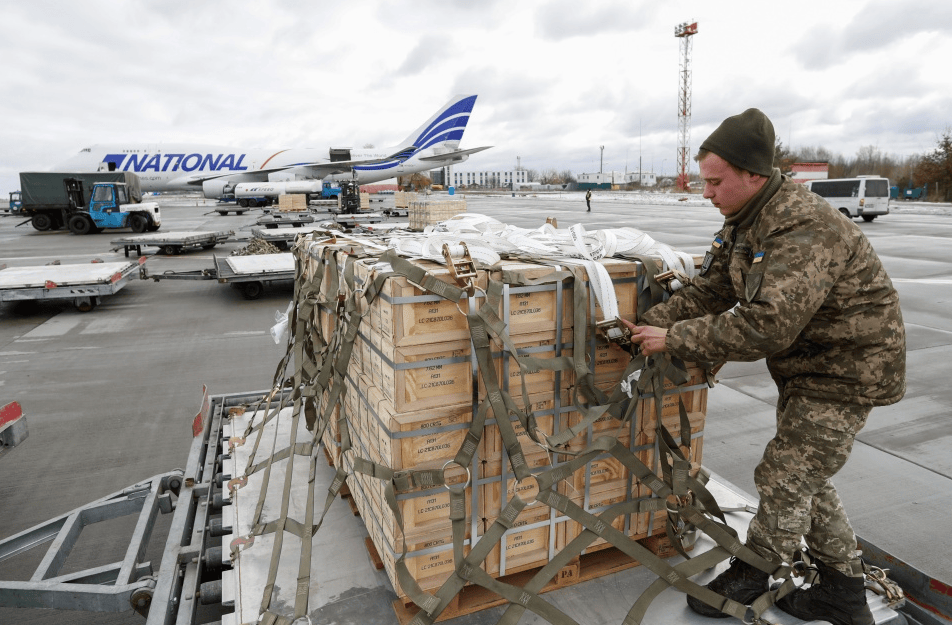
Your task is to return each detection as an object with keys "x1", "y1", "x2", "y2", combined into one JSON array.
[{"x1": 396, "y1": 94, "x2": 478, "y2": 153}]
